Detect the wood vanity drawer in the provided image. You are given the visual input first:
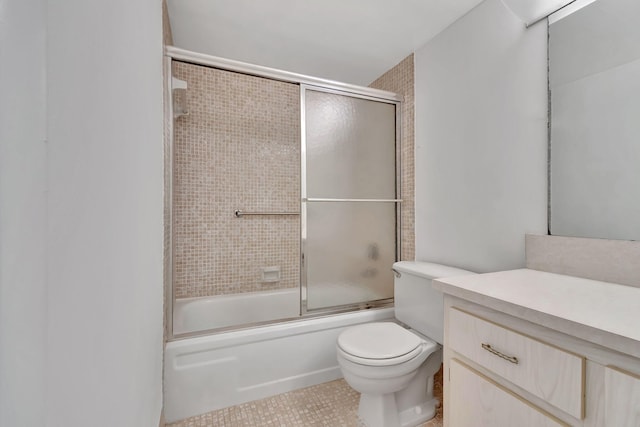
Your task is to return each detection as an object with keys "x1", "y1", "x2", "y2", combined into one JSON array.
[
  {"x1": 448, "y1": 307, "x2": 585, "y2": 419},
  {"x1": 604, "y1": 366, "x2": 640, "y2": 426},
  {"x1": 449, "y1": 358, "x2": 567, "y2": 427}
]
